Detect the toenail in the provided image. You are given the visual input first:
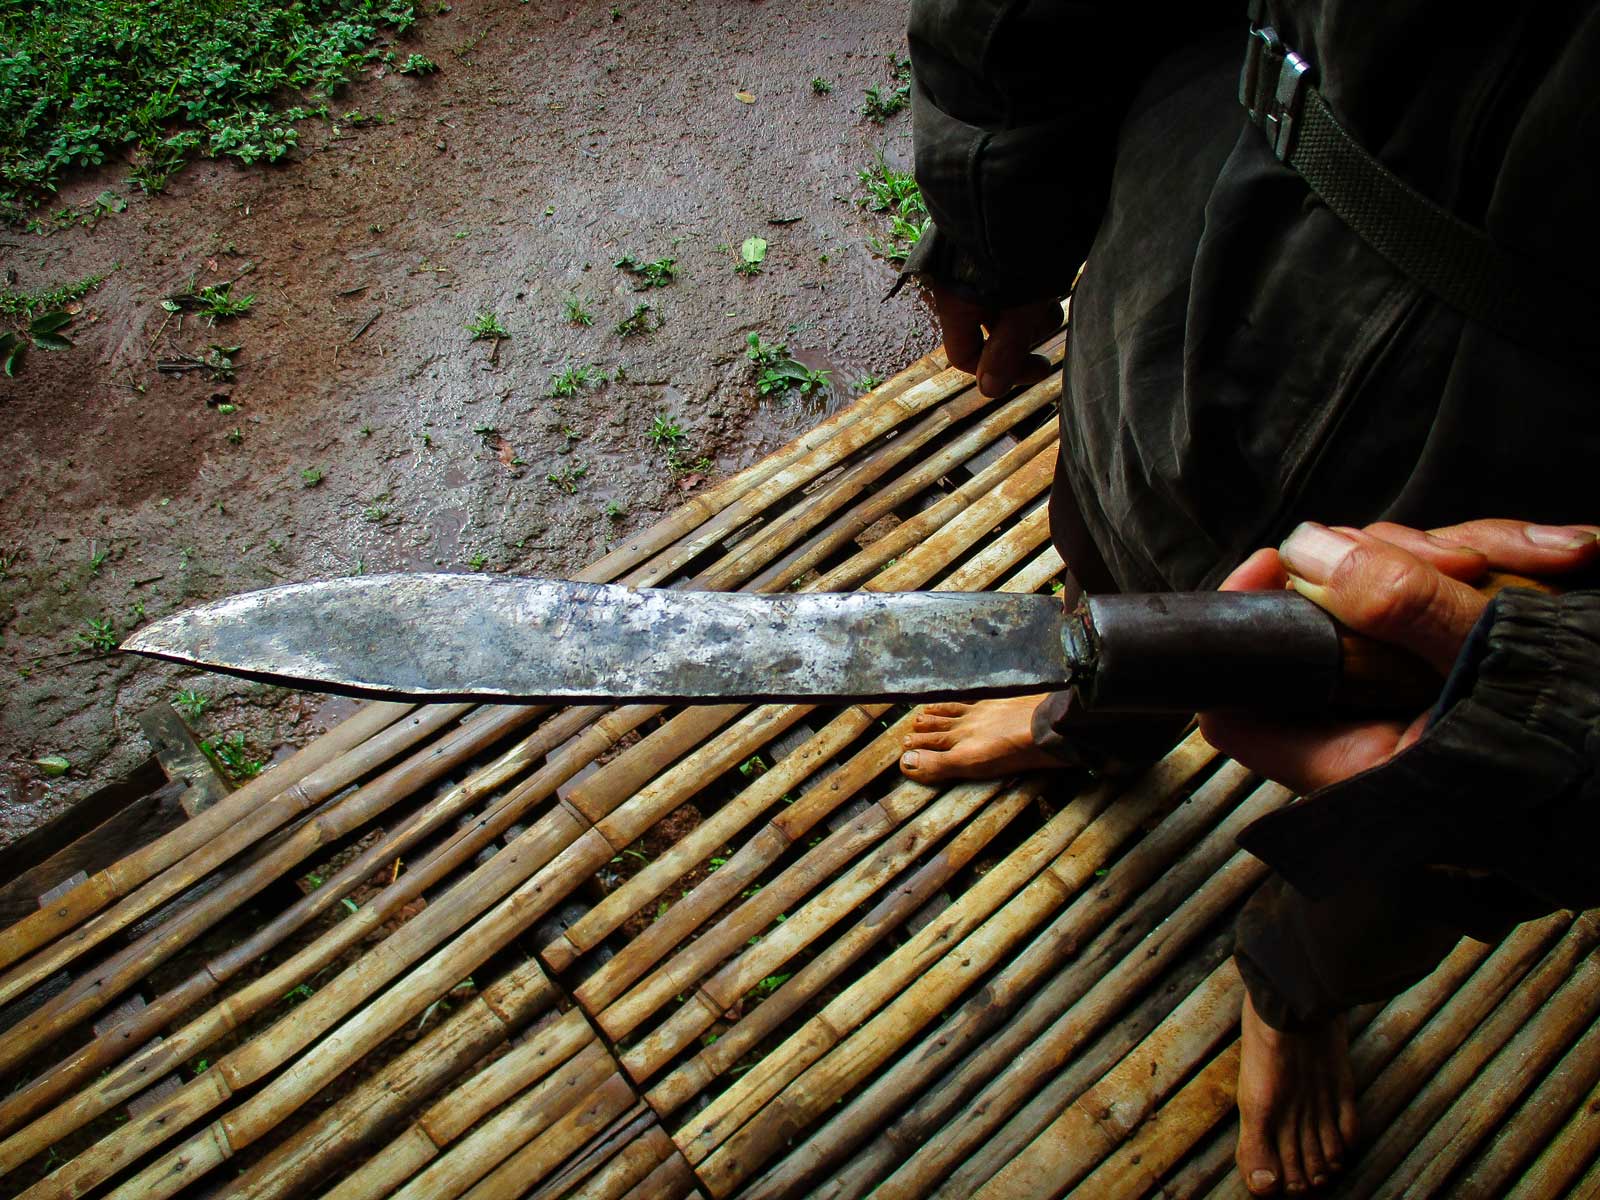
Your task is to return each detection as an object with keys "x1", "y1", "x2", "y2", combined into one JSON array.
[
  {"x1": 1313, "y1": 1176, "x2": 1328, "y2": 1187},
  {"x1": 901, "y1": 751, "x2": 919, "y2": 769},
  {"x1": 1250, "y1": 1170, "x2": 1276, "y2": 1191}
]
